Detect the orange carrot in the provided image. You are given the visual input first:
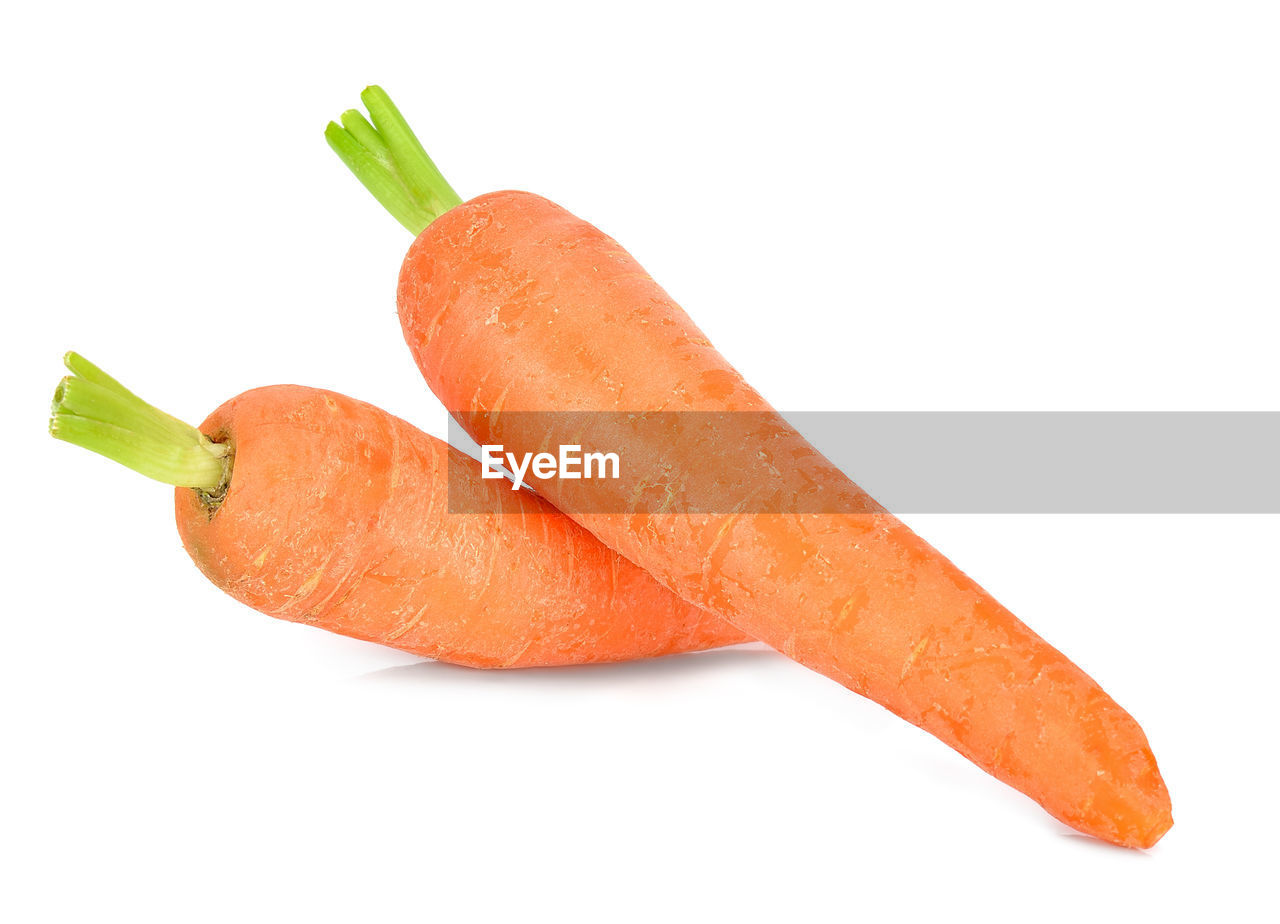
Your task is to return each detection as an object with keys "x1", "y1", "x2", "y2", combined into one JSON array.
[
  {"x1": 49, "y1": 353, "x2": 748, "y2": 667},
  {"x1": 328, "y1": 86, "x2": 1173, "y2": 846}
]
